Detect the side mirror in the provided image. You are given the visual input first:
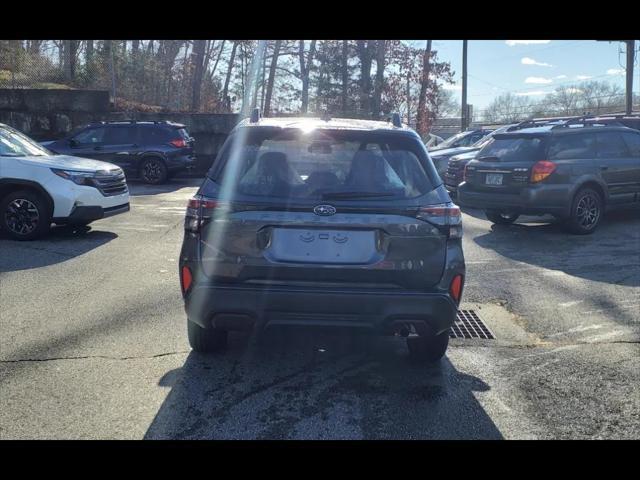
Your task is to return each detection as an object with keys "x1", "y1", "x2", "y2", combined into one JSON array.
[{"x1": 68, "y1": 138, "x2": 78, "y2": 148}]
